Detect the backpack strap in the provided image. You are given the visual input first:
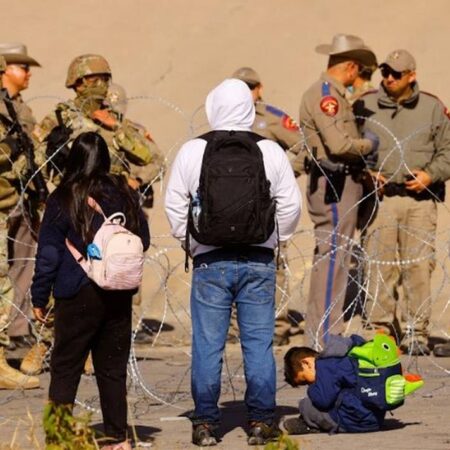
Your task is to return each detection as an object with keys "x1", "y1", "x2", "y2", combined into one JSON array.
[
  {"x1": 87, "y1": 196, "x2": 107, "y2": 219},
  {"x1": 65, "y1": 238, "x2": 90, "y2": 271}
]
